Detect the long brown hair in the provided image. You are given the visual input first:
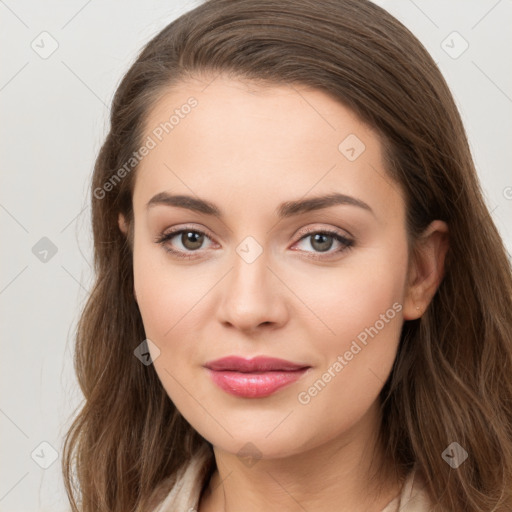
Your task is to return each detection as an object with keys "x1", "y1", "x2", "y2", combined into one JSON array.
[{"x1": 61, "y1": 0, "x2": 512, "y2": 510}]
